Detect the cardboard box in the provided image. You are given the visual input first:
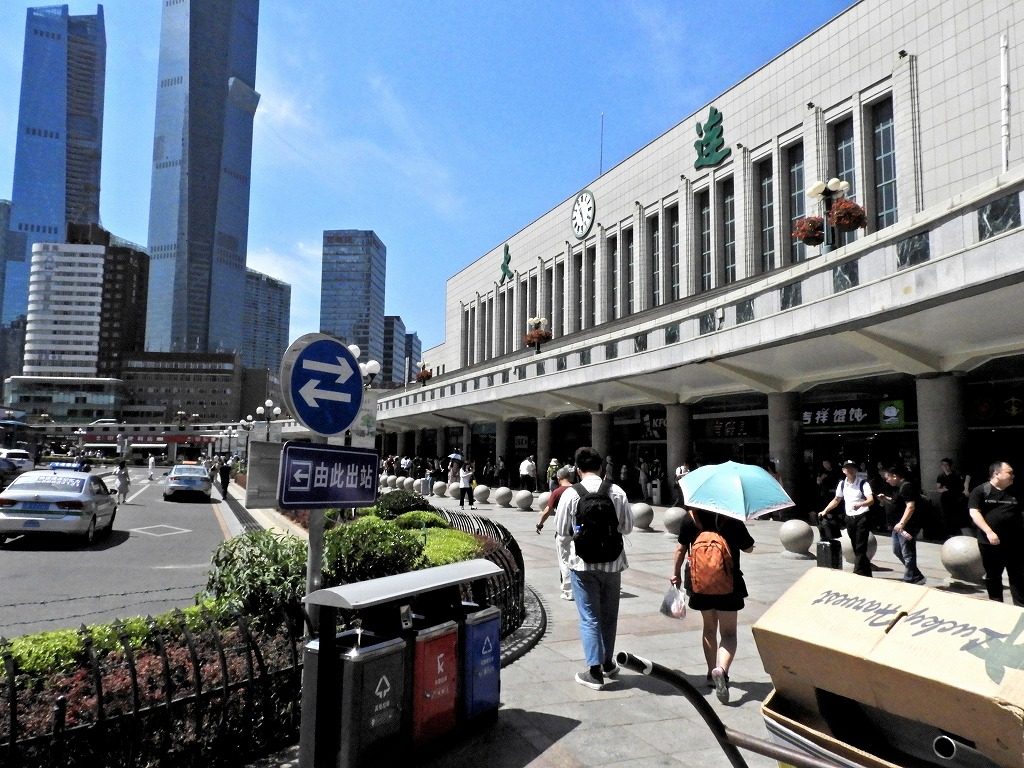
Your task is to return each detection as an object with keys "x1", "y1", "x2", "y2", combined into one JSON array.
[{"x1": 752, "y1": 569, "x2": 1024, "y2": 768}]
